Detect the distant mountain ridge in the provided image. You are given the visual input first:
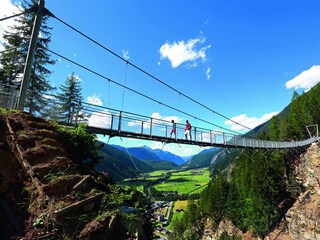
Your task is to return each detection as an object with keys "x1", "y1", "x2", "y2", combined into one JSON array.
[
  {"x1": 97, "y1": 143, "x2": 216, "y2": 181},
  {"x1": 113, "y1": 145, "x2": 161, "y2": 161},
  {"x1": 112, "y1": 145, "x2": 186, "y2": 165},
  {"x1": 95, "y1": 143, "x2": 153, "y2": 181},
  {"x1": 183, "y1": 147, "x2": 218, "y2": 168}
]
